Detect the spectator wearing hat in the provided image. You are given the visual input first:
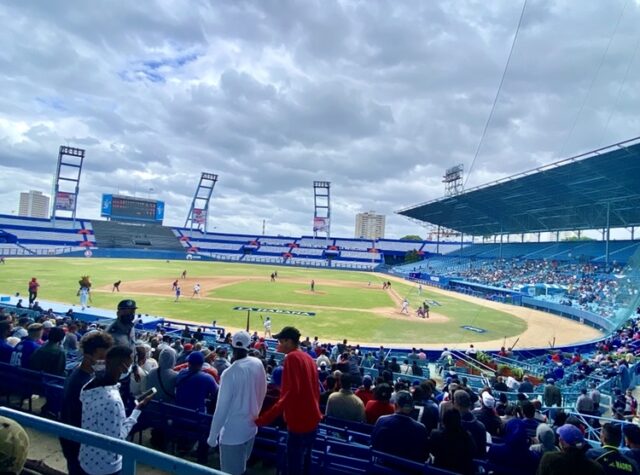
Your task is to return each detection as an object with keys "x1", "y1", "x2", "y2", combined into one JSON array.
[
  {"x1": 60, "y1": 331, "x2": 114, "y2": 475},
  {"x1": 326, "y1": 372, "x2": 366, "y2": 423},
  {"x1": 428, "y1": 408, "x2": 476, "y2": 475},
  {"x1": 355, "y1": 375, "x2": 374, "y2": 406},
  {"x1": 587, "y1": 423, "x2": 639, "y2": 475},
  {"x1": 543, "y1": 379, "x2": 562, "y2": 408},
  {"x1": 208, "y1": 331, "x2": 267, "y2": 475},
  {"x1": 365, "y1": 383, "x2": 395, "y2": 424},
  {"x1": 0, "y1": 416, "x2": 30, "y2": 475},
  {"x1": 256, "y1": 326, "x2": 322, "y2": 475},
  {"x1": 175, "y1": 351, "x2": 219, "y2": 413},
  {"x1": 10, "y1": 323, "x2": 42, "y2": 368},
  {"x1": 107, "y1": 300, "x2": 138, "y2": 350},
  {"x1": 316, "y1": 349, "x2": 331, "y2": 369},
  {"x1": 30, "y1": 326, "x2": 66, "y2": 376},
  {"x1": 537, "y1": 424, "x2": 605, "y2": 475},
  {"x1": 317, "y1": 361, "x2": 330, "y2": 384},
  {"x1": 0, "y1": 320, "x2": 13, "y2": 364},
  {"x1": 371, "y1": 390, "x2": 428, "y2": 463},
  {"x1": 473, "y1": 391, "x2": 503, "y2": 437}
]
